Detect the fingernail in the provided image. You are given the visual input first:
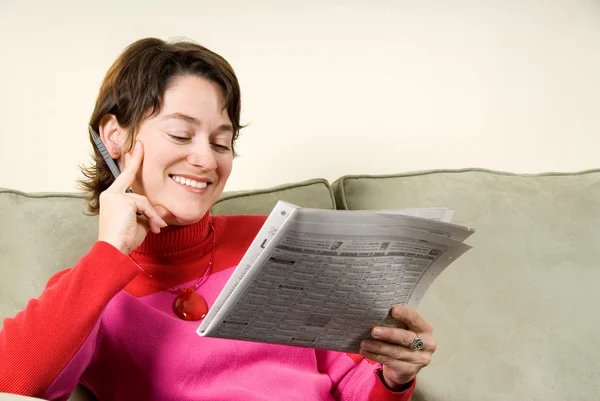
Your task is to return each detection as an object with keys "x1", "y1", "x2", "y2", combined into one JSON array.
[{"x1": 373, "y1": 327, "x2": 384, "y2": 338}]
